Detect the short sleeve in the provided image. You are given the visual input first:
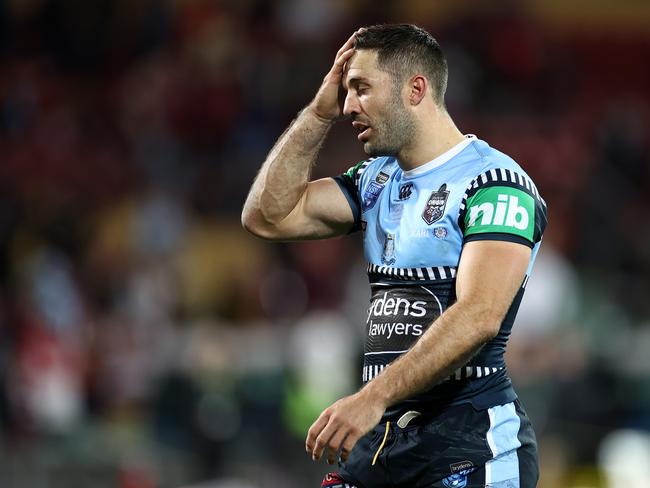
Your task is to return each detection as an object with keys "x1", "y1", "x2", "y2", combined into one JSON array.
[
  {"x1": 458, "y1": 168, "x2": 548, "y2": 248},
  {"x1": 332, "y1": 159, "x2": 372, "y2": 234}
]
